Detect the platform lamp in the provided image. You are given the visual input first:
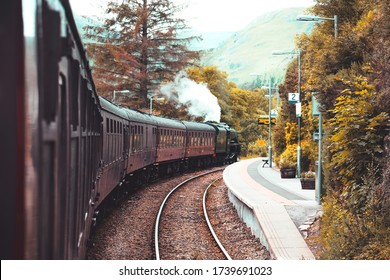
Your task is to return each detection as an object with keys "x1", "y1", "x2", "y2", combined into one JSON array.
[
  {"x1": 296, "y1": 14, "x2": 338, "y2": 38},
  {"x1": 149, "y1": 95, "x2": 165, "y2": 115},
  {"x1": 112, "y1": 90, "x2": 130, "y2": 103},
  {"x1": 272, "y1": 49, "x2": 301, "y2": 177}
]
